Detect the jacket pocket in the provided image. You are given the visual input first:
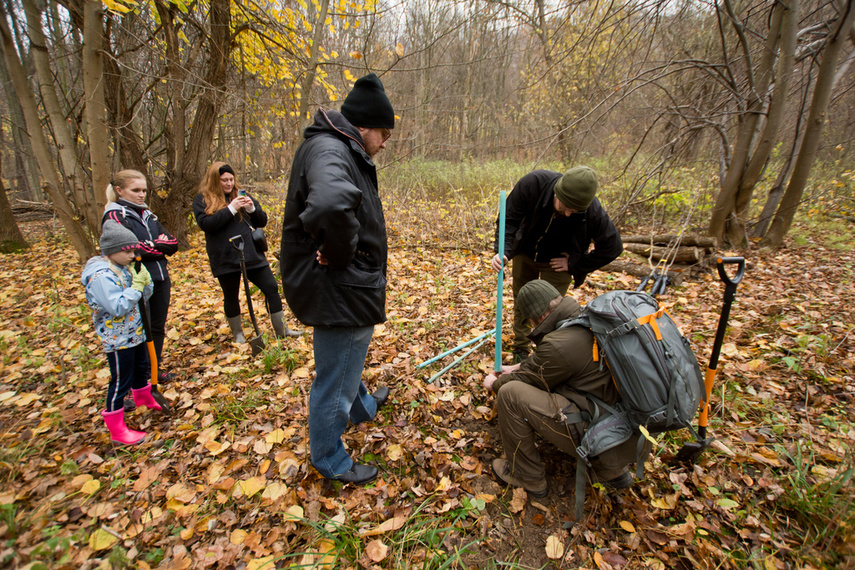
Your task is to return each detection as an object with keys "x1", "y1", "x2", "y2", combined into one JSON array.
[{"x1": 334, "y1": 264, "x2": 386, "y2": 289}]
